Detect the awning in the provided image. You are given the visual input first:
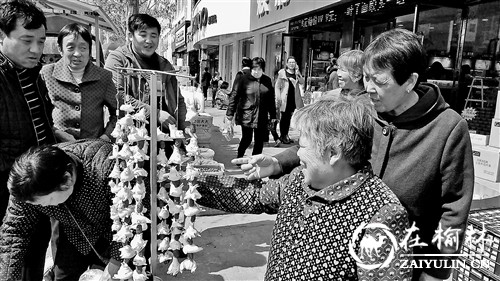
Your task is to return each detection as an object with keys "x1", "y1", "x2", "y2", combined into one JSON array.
[{"x1": 34, "y1": 0, "x2": 121, "y2": 35}]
